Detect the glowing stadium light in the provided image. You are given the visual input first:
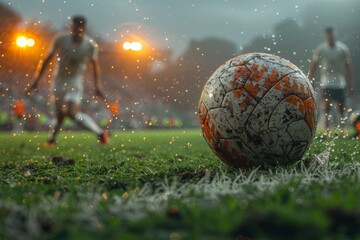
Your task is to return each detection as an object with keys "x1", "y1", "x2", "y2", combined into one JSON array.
[
  {"x1": 123, "y1": 41, "x2": 132, "y2": 51},
  {"x1": 16, "y1": 36, "x2": 35, "y2": 48},
  {"x1": 16, "y1": 36, "x2": 28, "y2": 48},
  {"x1": 27, "y1": 38, "x2": 35, "y2": 47},
  {"x1": 131, "y1": 42, "x2": 142, "y2": 51},
  {"x1": 123, "y1": 41, "x2": 143, "y2": 51}
]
